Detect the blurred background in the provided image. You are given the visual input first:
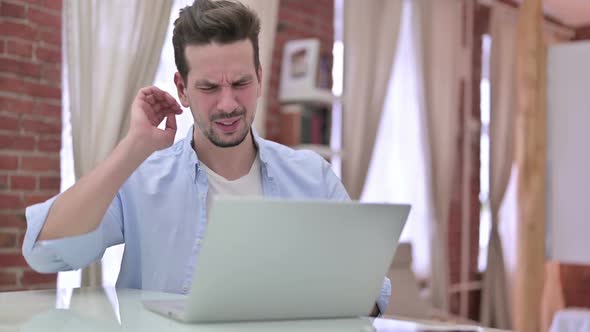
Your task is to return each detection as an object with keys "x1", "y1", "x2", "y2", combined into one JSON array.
[{"x1": 1, "y1": 0, "x2": 589, "y2": 331}]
